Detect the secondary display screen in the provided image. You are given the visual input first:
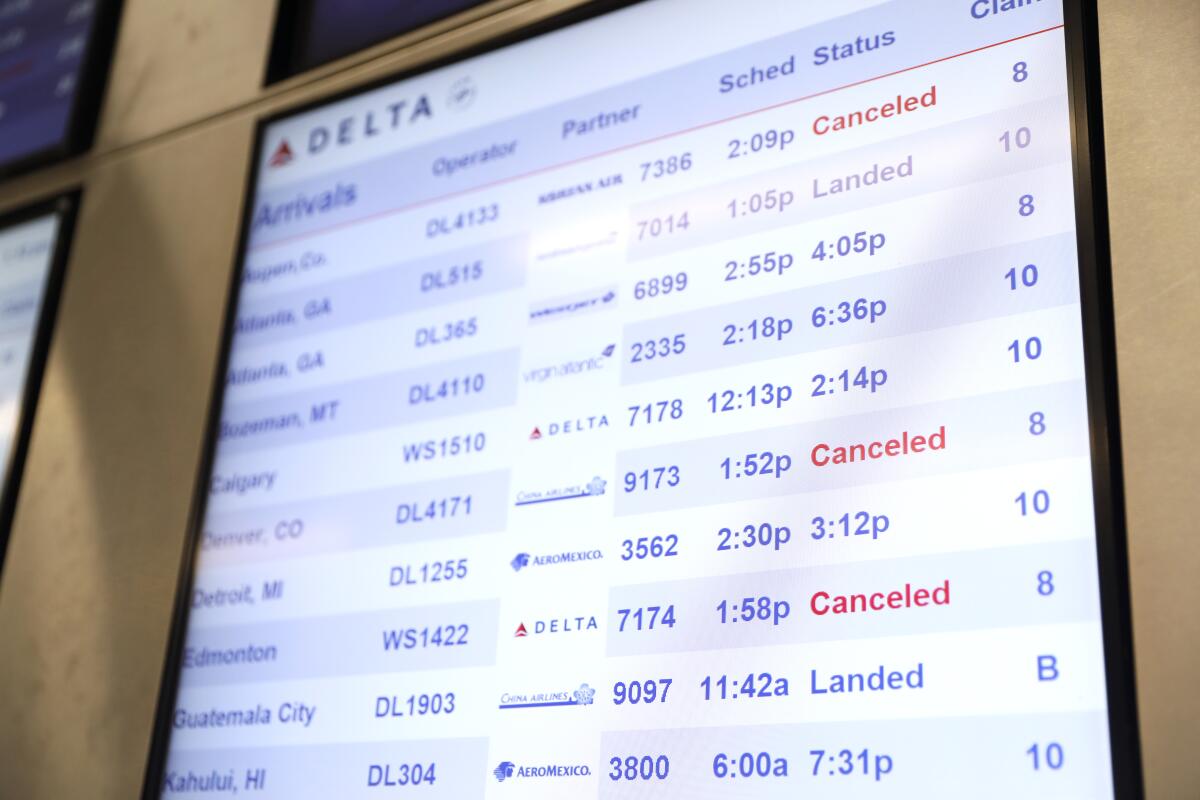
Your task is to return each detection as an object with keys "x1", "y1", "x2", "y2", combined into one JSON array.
[
  {"x1": 0, "y1": 0, "x2": 118, "y2": 176},
  {"x1": 0, "y1": 204, "x2": 66, "y2": 567},
  {"x1": 157, "y1": 0, "x2": 1134, "y2": 796}
]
